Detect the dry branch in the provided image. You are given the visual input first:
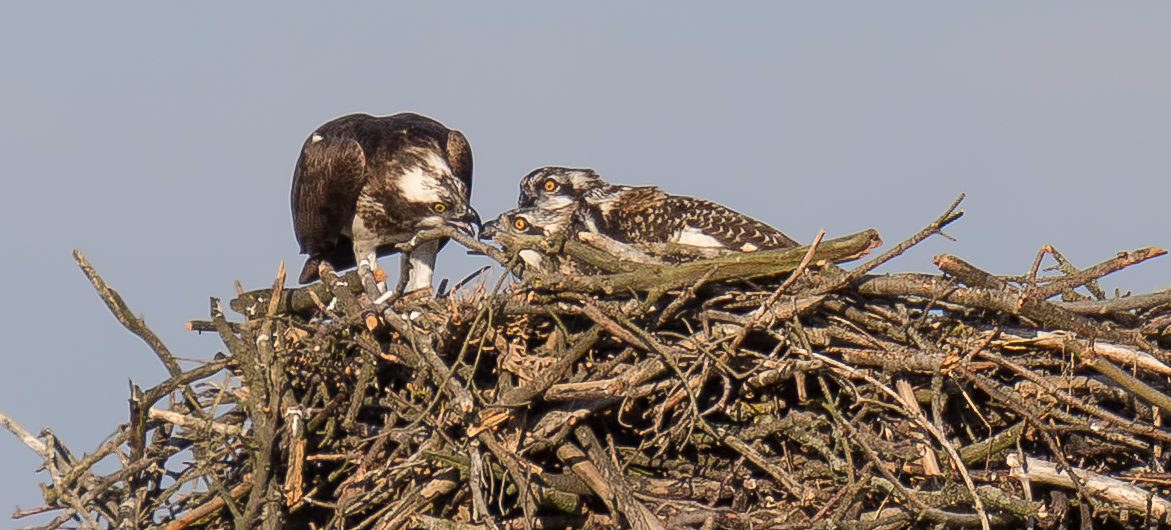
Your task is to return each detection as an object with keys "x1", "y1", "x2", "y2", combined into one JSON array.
[{"x1": 8, "y1": 197, "x2": 1171, "y2": 530}]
